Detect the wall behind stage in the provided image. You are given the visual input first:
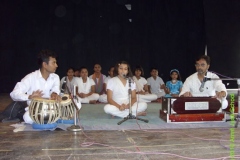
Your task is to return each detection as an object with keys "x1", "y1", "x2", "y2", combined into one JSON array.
[{"x1": 0, "y1": 0, "x2": 206, "y2": 93}]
